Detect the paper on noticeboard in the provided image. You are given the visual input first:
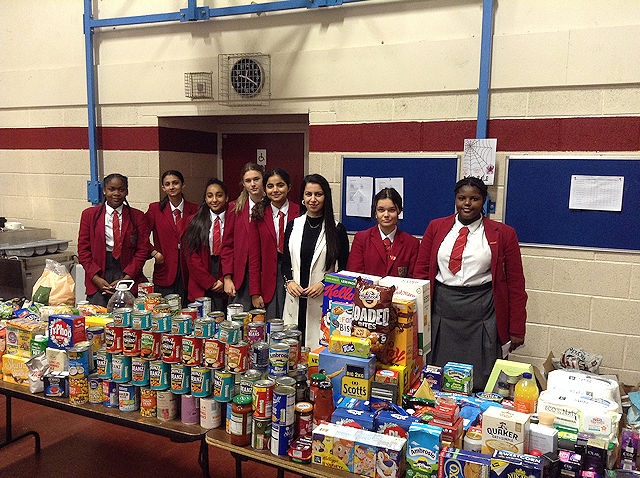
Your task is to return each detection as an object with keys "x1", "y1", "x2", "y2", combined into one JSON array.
[
  {"x1": 345, "y1": 176, "x2": 373, "y2": 217},
  {"x1": 568, "y1": 175, "x2": 624, "y2": 212}
]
